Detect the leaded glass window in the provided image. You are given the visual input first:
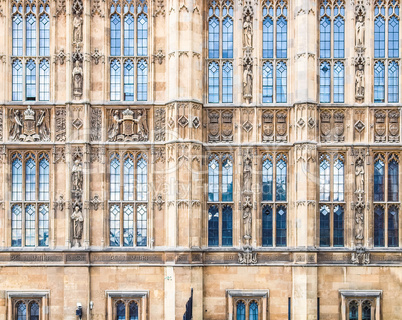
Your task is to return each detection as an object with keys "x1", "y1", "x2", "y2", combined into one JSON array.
[
  {"x1": 11, "y1": 1, "x2": 50, "y2": 101},
  {"x1": 114, "y1": 300, "x2": 140, "y2": 320},
  {"x1": 208, "y1": 0, "x2": 234, "y2": 103},
  {"x1": 207, "y1": 153, "x2": 233, "y2": 247},
  {"x1": 262, "y1": 0, "x2": 288, "y2": 103},
  {"x1": 373, "y1": 153, "x2": 400, "y2": 247},
  {"x1": 319, "y1": 153, "x2": 345, "y2": 247},
  {"x1": 11, "y1": 152, "x2": 50, "y2": 247},
  {"x1": 374, "y1": 0, "x2": 400, "y2": 103},
  {"x1": 319, "y1": 0, "x2": 345, "y2": 103},
  {"x1": 109, "y1": 0, "x2": 148, "y2": 101},
  {"x1": 261, "y1": 153, "x2": 288, "y2": 247},
  {"x1": 109, "y1": 152, "x2": 148, "y2": 247}
]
